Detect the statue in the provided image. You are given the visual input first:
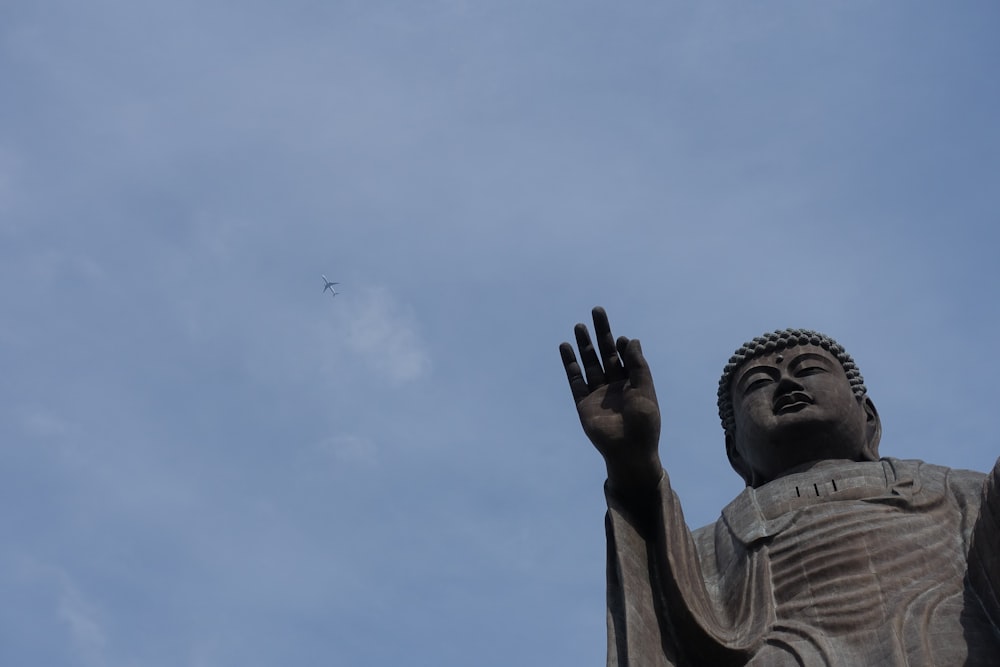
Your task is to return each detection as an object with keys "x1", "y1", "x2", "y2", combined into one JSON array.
[{"x1": 559, "y1": 307, "x2": 1000, "y2": 666}]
